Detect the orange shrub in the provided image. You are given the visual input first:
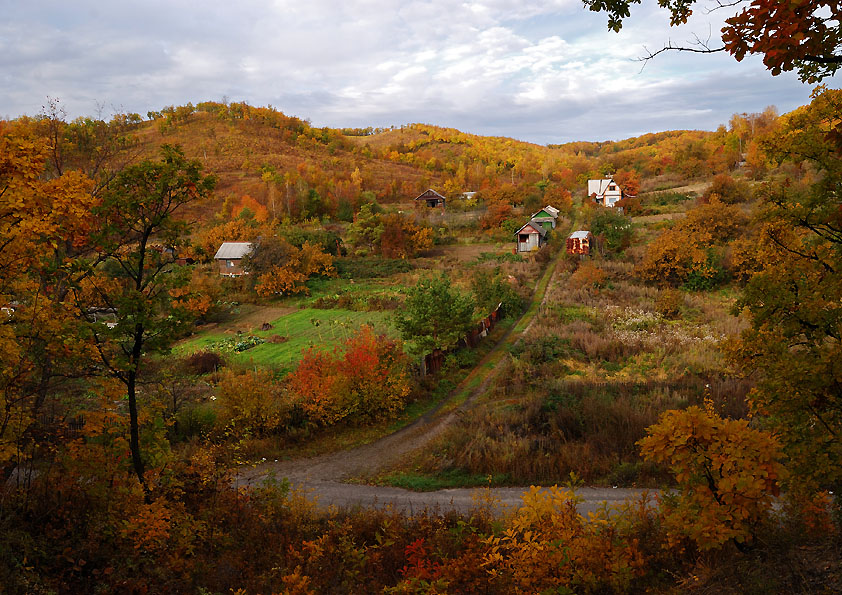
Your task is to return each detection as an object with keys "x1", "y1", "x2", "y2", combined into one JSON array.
[{"x1": 287, "y1": 326, "x2": 410, "y2": 426}]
